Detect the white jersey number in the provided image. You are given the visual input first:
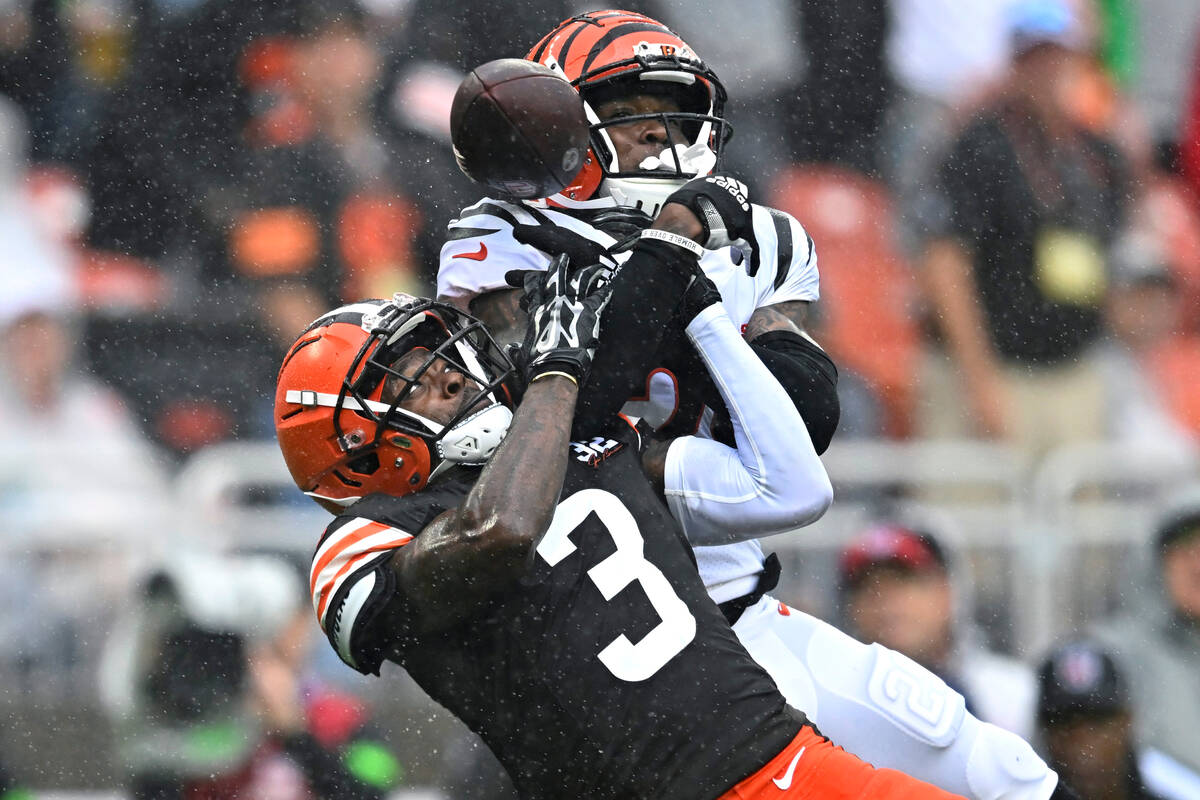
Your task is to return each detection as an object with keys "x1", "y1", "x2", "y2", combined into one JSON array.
[{"x1": 536, "y1": 488, "x2": 697, "y2": 682}]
